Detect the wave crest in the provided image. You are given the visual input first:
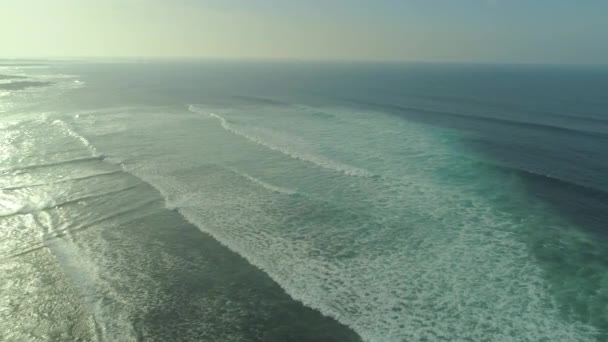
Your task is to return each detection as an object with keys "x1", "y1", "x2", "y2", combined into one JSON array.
[{"x1": 188, "y1": 105, "x2": 373, "y2": 177}]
